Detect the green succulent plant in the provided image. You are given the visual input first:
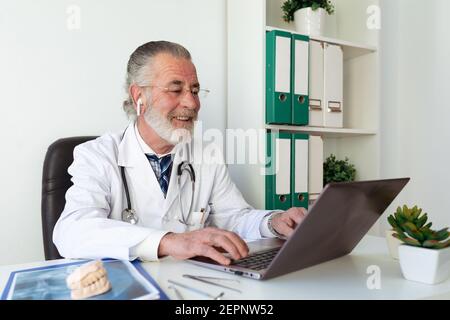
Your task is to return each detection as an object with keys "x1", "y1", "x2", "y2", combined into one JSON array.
[{"x1": 388, "y1": 205, "x2": 450, "y2": 250}]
